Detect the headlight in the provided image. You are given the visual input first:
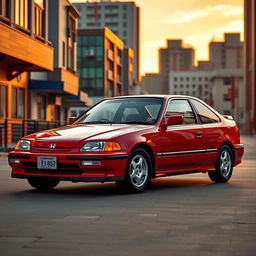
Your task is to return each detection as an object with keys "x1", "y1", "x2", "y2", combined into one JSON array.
[
  {"x1": 15, "y1": 140, "x2": 31, "y2": 151},
  {"x1": 80, "y1": 141, "x2": 121, "y2": 152}
]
